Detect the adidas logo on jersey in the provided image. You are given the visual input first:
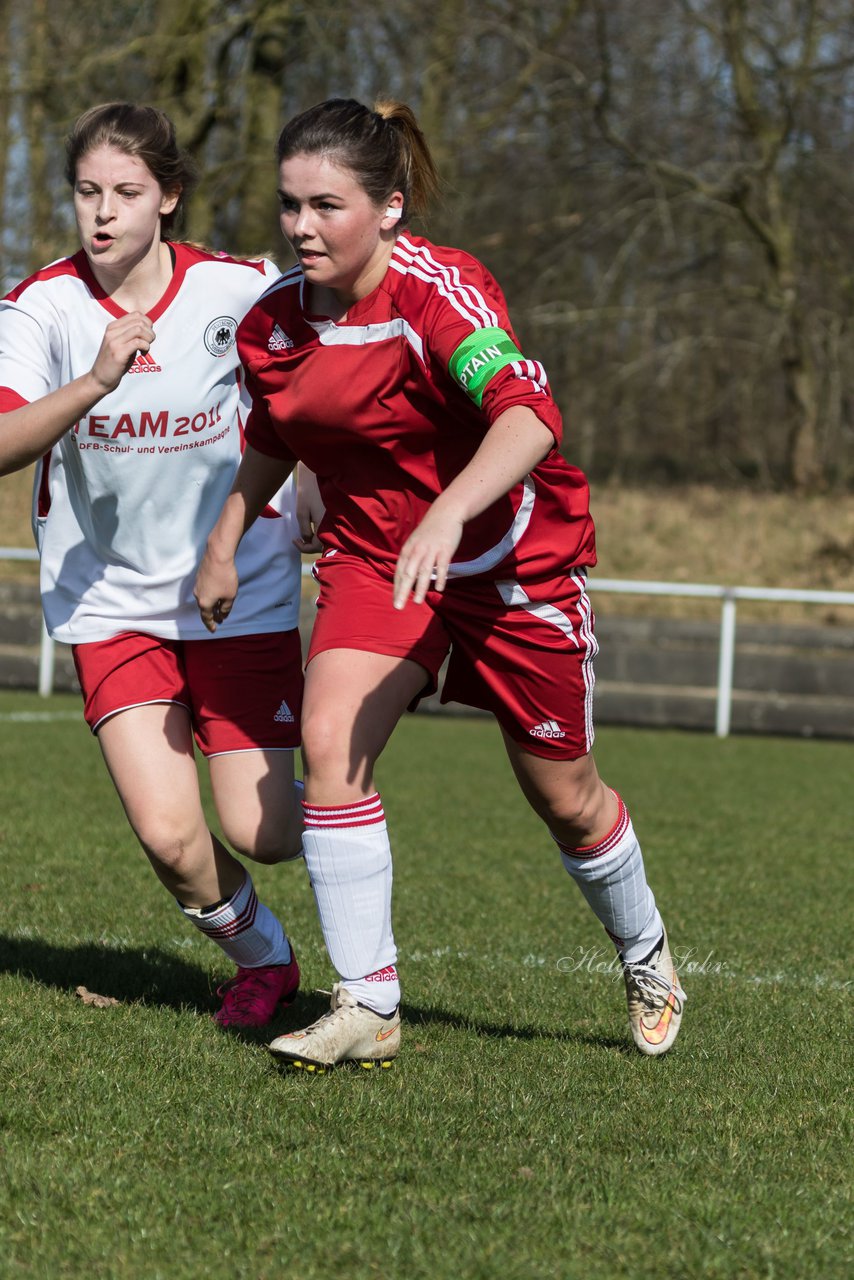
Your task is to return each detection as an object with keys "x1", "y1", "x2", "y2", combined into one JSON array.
[
  {"x1": 268, "y1": 324, "x2": 294, "y2": 352},
  {"x1": 274, "y1": 700, "x2": 294, "y2": 724},
  {"x1": 128, "y1": 351, "x2": 162, "y2": 374},
  {"x1": 529, "y1": 720, "x2": 566, "y2": 740}
]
